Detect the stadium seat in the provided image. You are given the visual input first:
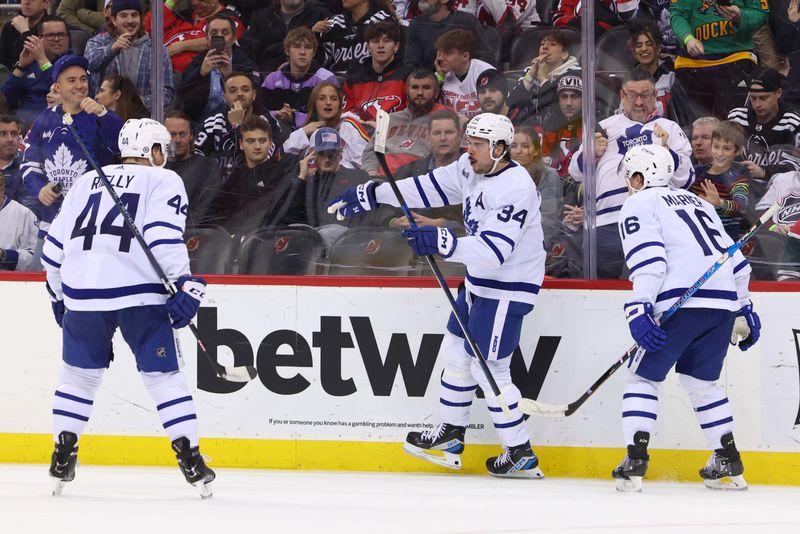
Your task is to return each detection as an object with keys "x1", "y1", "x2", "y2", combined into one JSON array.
[
  {"x1": 237, "y1": 226, "x2": 325, "y2": 275},
  {"x1": 185, "y1": 226, "x2": 235, "y2": 275},
  {"x1": 595, "y1": 72, "x2": 622, "y2": 121},
  {"x1": 595, "y1": 26, "x2": 635, "y2": 74},
  {"x1": 480, "y1": 25, "x2": 502, "y2": 67},
  {"x1": 326, "y1": 227, "x2": 418, "y2": 276},
  {"x1": 416, "y1": 257, "x2": 466, "y2": 279},
  {"x1": 508, "y1": 26, "x2": 581, "y2": 71},
  {"x1": 70, "y1": 29, "x2": 90, "y2": 56}
]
